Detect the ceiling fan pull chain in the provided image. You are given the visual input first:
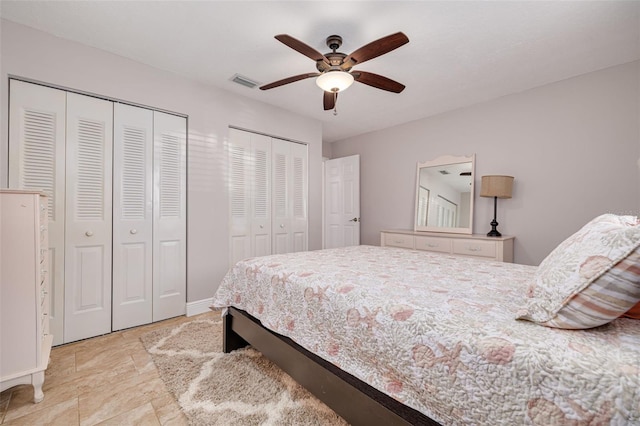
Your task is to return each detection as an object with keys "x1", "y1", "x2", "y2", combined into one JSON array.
[{"x1": 333, "y1": 91, "x2": 338, "y2": 116}]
